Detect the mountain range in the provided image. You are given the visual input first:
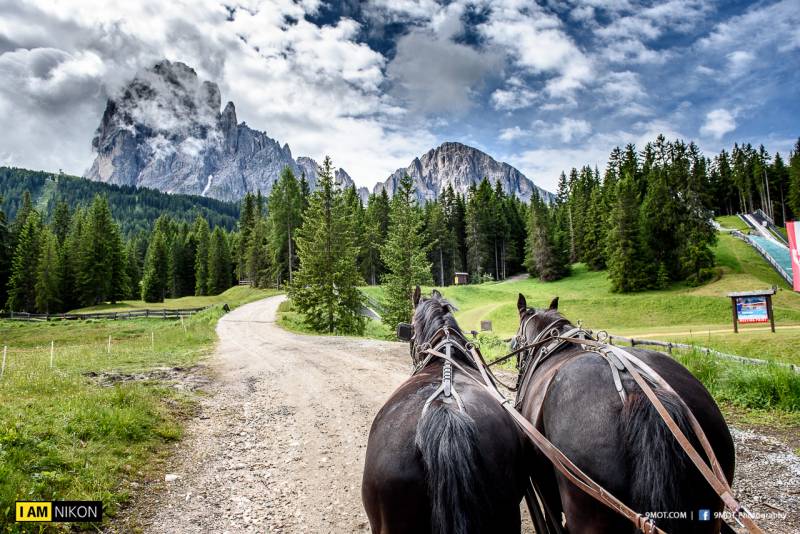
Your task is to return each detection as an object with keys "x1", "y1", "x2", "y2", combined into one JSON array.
[{"x1": 85, "y1": 60, "x2": 552, "y2": 204}]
